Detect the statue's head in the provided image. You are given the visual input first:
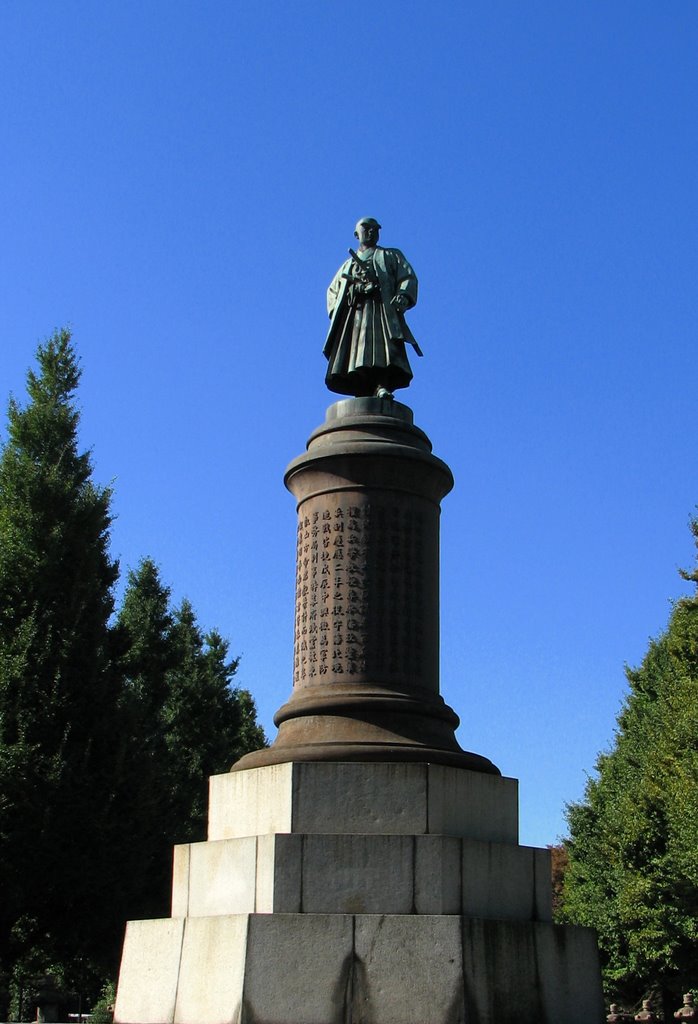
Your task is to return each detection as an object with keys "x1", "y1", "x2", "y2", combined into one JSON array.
[{"x1": 354, "y1": 217, "x2": 381, "y2": 248}]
